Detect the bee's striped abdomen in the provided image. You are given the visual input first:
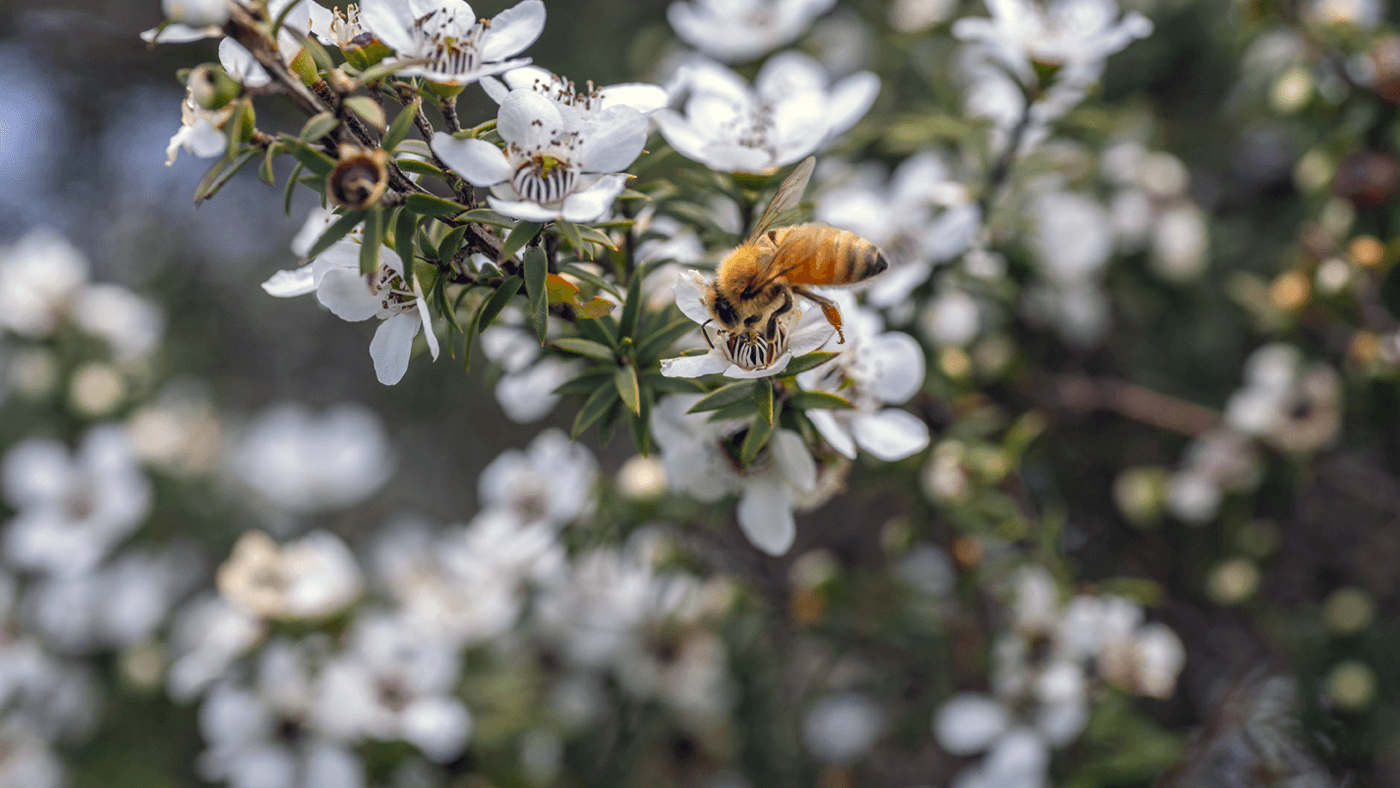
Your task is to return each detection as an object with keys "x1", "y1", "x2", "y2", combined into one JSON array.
[{"x1": 771, "y1": 225, "x2": 888, "y2": 287}]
